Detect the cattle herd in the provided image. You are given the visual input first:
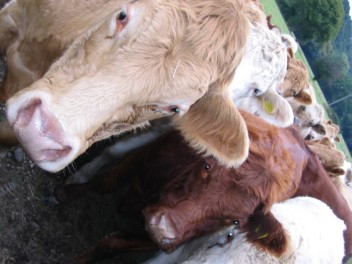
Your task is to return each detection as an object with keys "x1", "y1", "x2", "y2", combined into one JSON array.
[{"x1": 0, "y1": 0, "x2": 352, "y2": 263}]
